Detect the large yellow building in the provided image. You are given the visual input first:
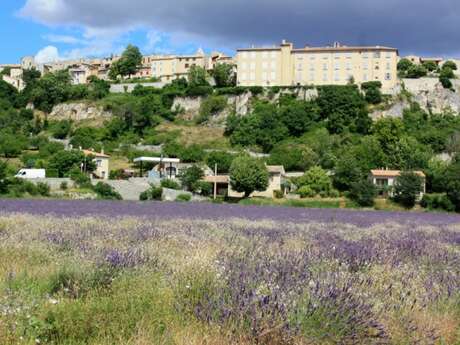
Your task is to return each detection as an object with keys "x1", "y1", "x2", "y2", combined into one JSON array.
[{"x1": 236, "y1": 40, "x2": 399, "y2": 91}]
